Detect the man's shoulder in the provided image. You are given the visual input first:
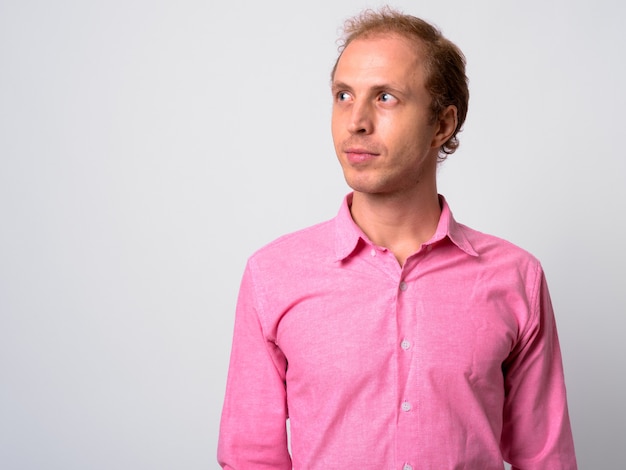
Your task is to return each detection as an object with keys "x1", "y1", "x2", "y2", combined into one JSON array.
[
  {"x1": 248, "y1": 217, "x2": 336, "y2": 265},
  {"x1": 457, "y1": 222, "x2": 542, "y2": 267}
]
